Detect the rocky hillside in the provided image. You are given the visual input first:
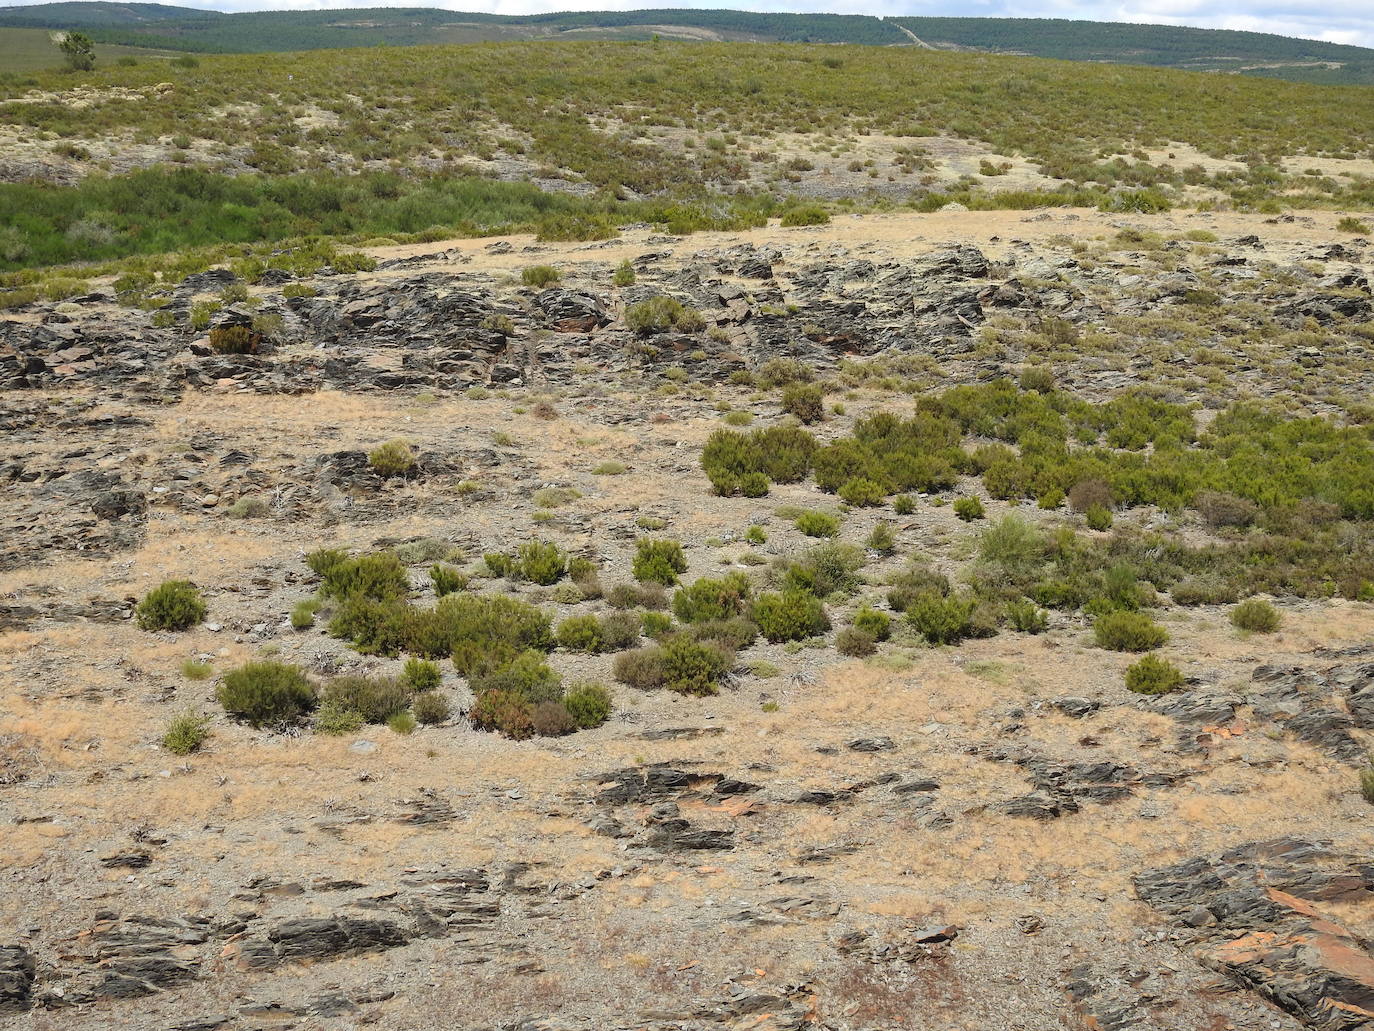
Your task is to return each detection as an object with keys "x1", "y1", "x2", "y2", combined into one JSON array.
[{"x1": 1, "y1": 207, "x2": 1373, "y2": 1030}]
